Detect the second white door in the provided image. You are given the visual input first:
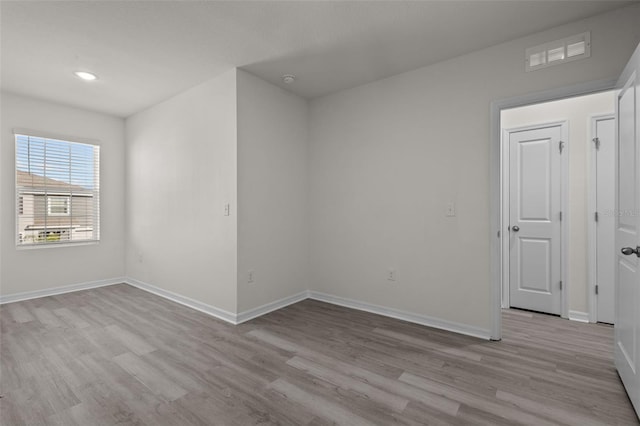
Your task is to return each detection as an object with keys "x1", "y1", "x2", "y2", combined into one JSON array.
[{"x1": 509, "y1": 123, "x2": 564, "y2": 315}]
